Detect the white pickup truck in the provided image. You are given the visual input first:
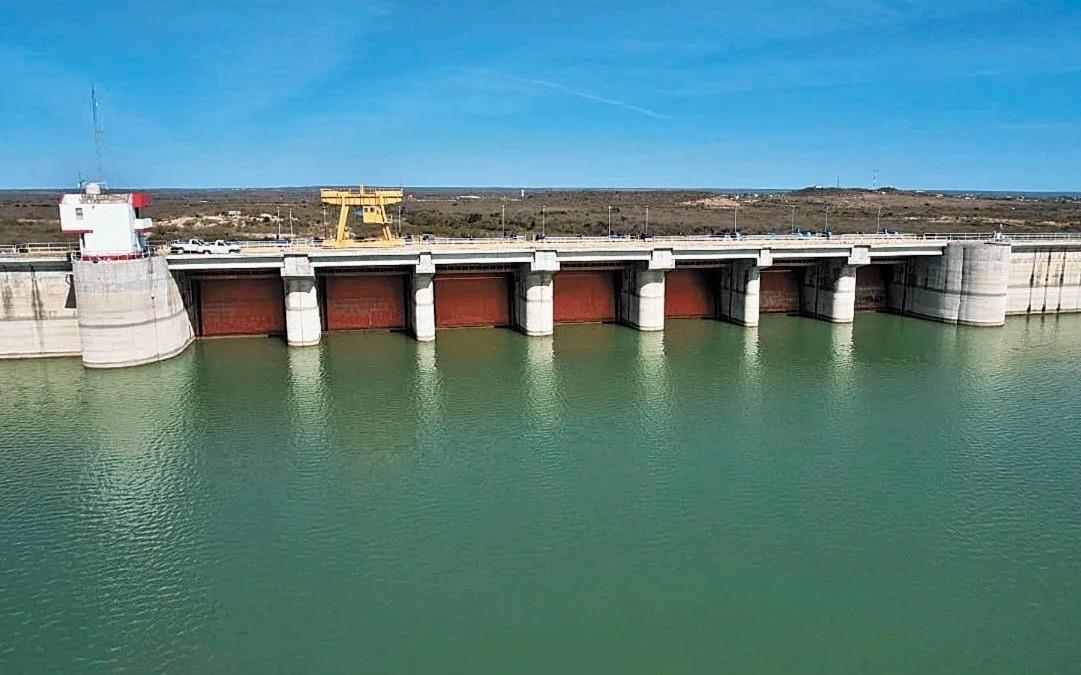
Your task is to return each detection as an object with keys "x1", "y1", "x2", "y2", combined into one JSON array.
[{"x1": 169, "y1": 239, "x2": 241, "y2": 254}]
